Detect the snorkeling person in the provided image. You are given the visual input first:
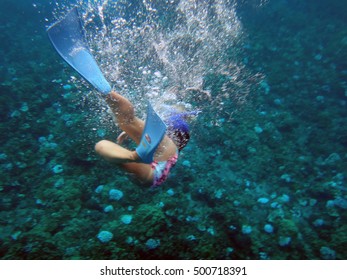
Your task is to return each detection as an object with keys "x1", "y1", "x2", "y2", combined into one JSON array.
[
  {"x1": 95, "y1": 91, "x2": 191, "y2": 187},
  {"x1": 47, "y1": 7, "x2": 193, "y2": 187}
]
